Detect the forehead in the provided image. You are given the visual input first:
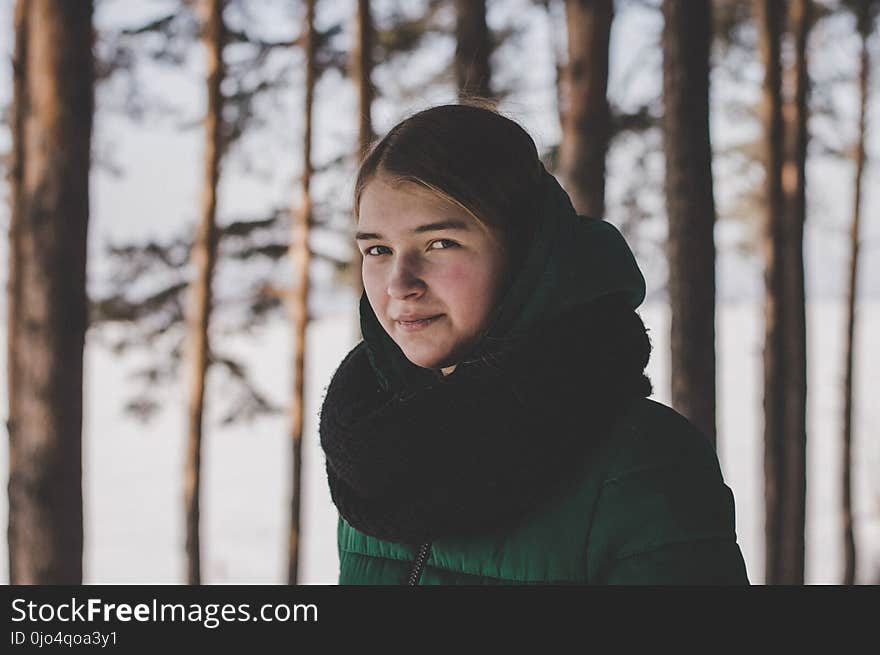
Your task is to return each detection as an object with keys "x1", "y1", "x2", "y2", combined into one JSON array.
[{"x1": 357, "y1": 175, "x2": 483, "y2": 232}]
